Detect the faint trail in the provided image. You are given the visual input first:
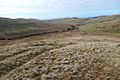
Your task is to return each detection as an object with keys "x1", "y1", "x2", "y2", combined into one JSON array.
[
  {"x1": 0, "y1": 46, "x2": 53, "y2": 77},
  {"x1": 0, "y1": 40, "x2": 76, "y2": 78}
]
